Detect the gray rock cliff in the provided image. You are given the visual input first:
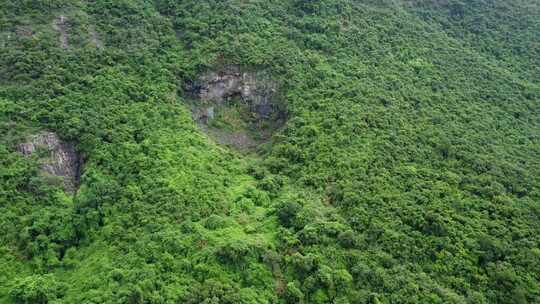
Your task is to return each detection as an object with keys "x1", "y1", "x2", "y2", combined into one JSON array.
[
  {"x1": 17, "y1": 132, "x2": 82, "y2": 193},
  {"x1": 191, "y1": 66, "x2": 280, "y2": 121}
]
